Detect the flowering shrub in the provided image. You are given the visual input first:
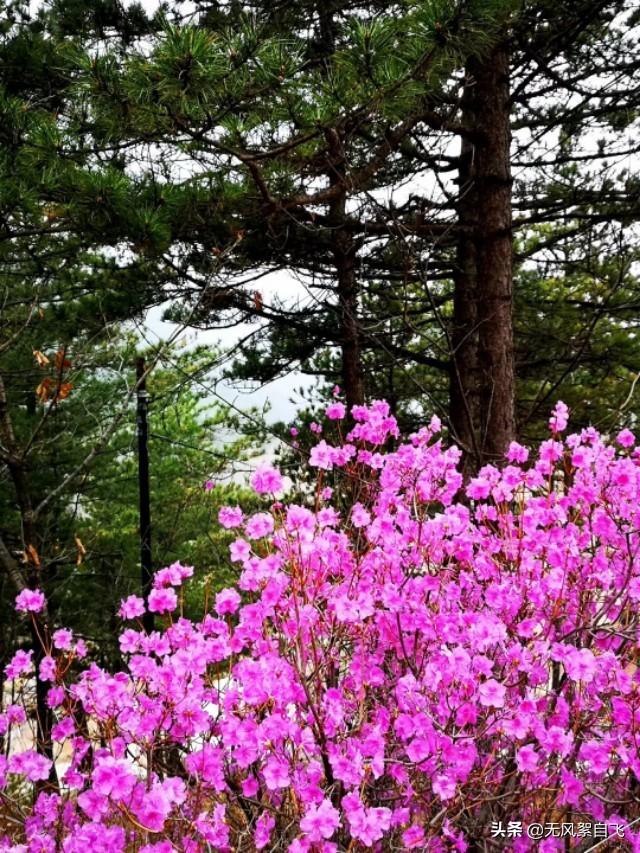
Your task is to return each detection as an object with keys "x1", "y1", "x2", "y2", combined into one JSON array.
[{"x1": 2, "y1": 401, "x2": 640, "y2": 851}]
